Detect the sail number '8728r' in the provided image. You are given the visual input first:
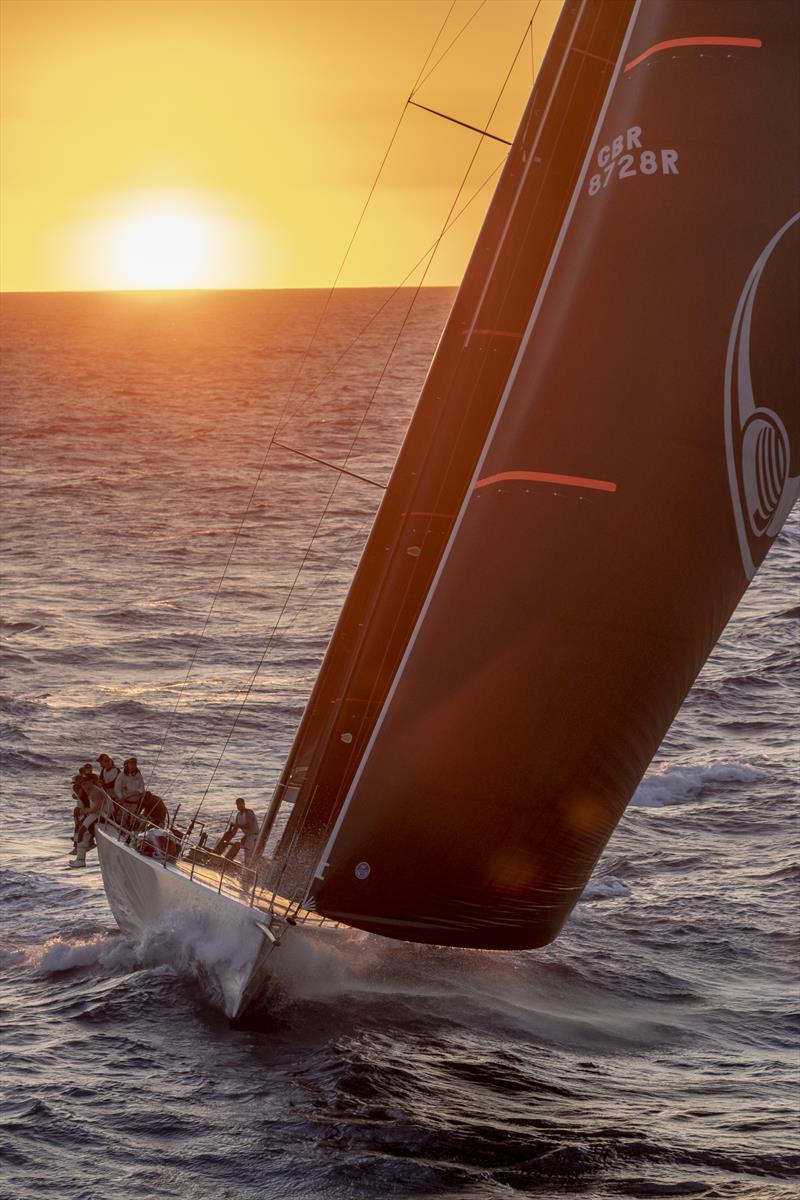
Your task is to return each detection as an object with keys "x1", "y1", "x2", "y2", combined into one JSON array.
[{"x1": 588, "y1": 124, "x2": 679, "y2": 195}]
